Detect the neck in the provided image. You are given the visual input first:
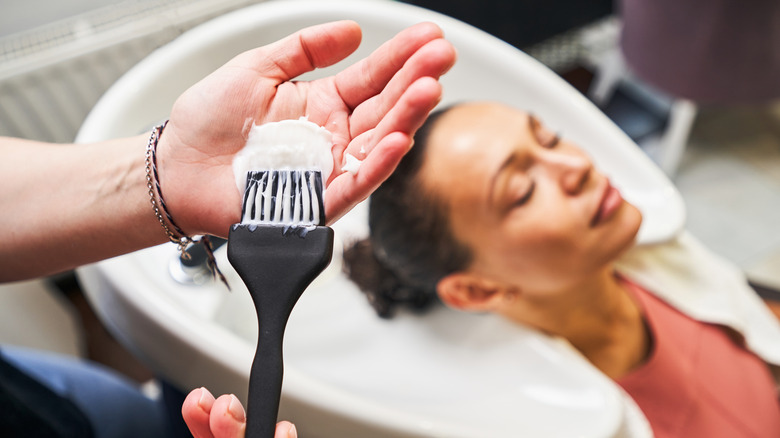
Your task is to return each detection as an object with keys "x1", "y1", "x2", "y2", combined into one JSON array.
[{"x1": 502, "y1": 268, "x2": 649, "y2": 379}]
